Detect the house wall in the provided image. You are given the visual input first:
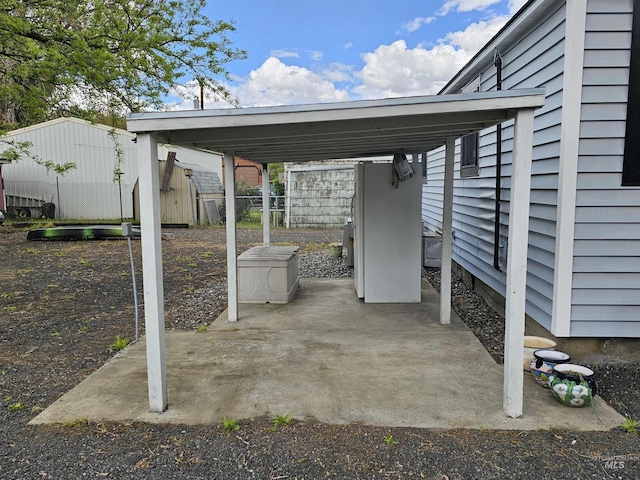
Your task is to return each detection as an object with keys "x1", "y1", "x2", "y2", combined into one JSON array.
[
  {"x1": 1, "y1": 118, "x2": 137, "y2": 219},
  {"x1": 423, "y1": 0, "x2": 640, "y2": 338},
  {"x1": 424, "y1": 2, "x2": 567, "y2": 332},
  {"x1": 571, "y1": 0, "x2": 640, "y2": 336}
]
